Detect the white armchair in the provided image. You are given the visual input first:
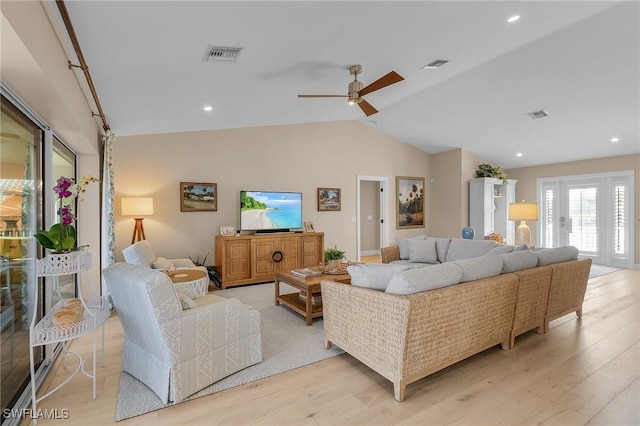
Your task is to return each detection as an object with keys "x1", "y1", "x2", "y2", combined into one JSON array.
[
  {"x1": 102, "y1": 262, "x2": 262, "y2": 404},
  {"x1": 122, "y1": 240, "x2": 209, "y2": 295}
]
